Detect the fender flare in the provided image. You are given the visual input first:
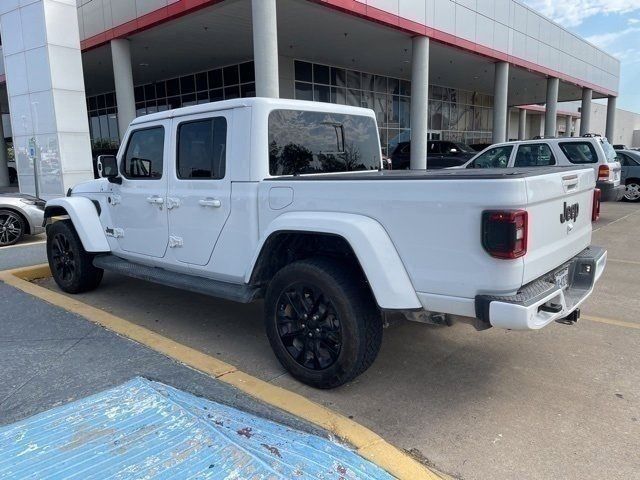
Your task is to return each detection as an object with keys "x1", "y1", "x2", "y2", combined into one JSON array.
[
  {"x1": 247, "y1": 212, "x2": 421, "y2": 310},
  {"x1": 45, "y1": 197, "x2": 110, "y2": 253}
]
